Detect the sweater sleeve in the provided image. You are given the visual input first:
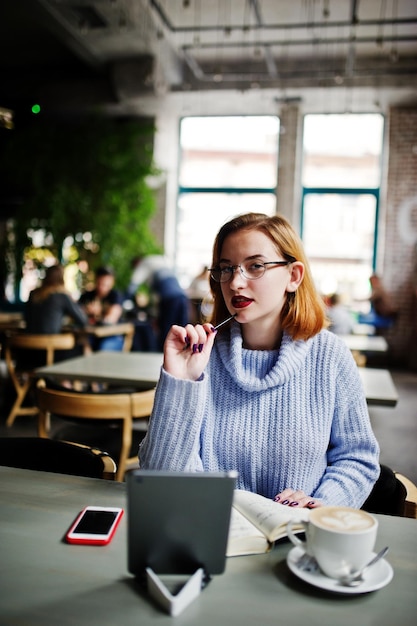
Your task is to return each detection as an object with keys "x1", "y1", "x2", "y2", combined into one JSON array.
[
  {"x1": 311, "y1": 346, "x2": 380, "y2": 508},
  {"x1": 139, "y1": 368, "x2": 207, "y2": 471}
]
